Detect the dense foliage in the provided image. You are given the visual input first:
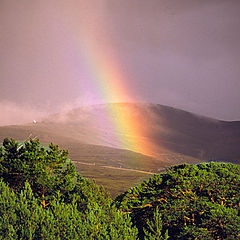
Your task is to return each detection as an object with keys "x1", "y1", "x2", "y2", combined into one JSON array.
[
  {"x1": 0, "y1": 138, "x2": 138, "y2": 239},
  {"x1": 115, "y1": 163, "x2": 240, "y2": 240},
  {"x1": 0, "y1": 138, "x2": 75, "y2": 198},
  {"x1": 1, "y1": 138, "x2": 239, "y2": 239}
]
